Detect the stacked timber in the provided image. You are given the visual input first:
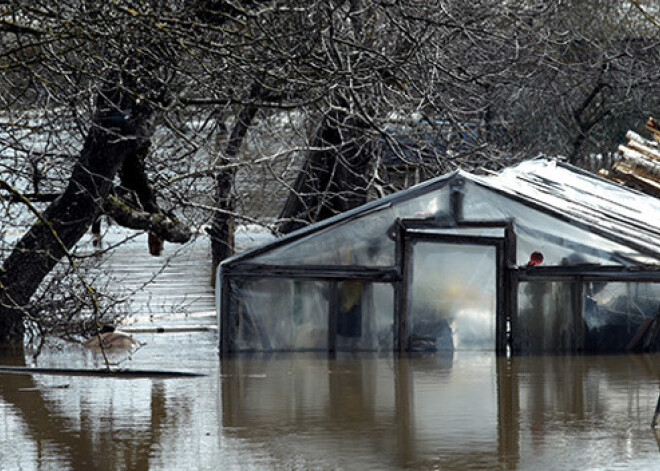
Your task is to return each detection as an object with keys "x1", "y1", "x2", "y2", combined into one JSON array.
[{"x1": 599, "y1": 117, "x2": 660, "y2": 197}]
